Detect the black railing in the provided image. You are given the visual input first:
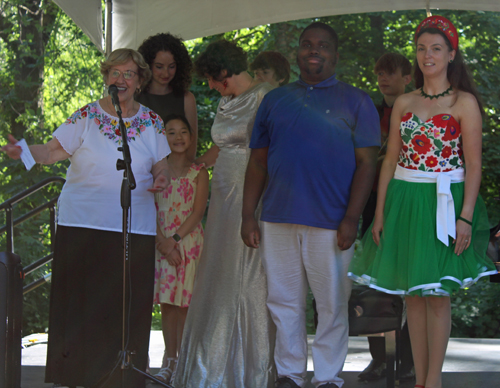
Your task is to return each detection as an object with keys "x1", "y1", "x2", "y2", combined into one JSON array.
[{"x1": 0, "y1": 177, "x2": 65, "y2": 293}]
